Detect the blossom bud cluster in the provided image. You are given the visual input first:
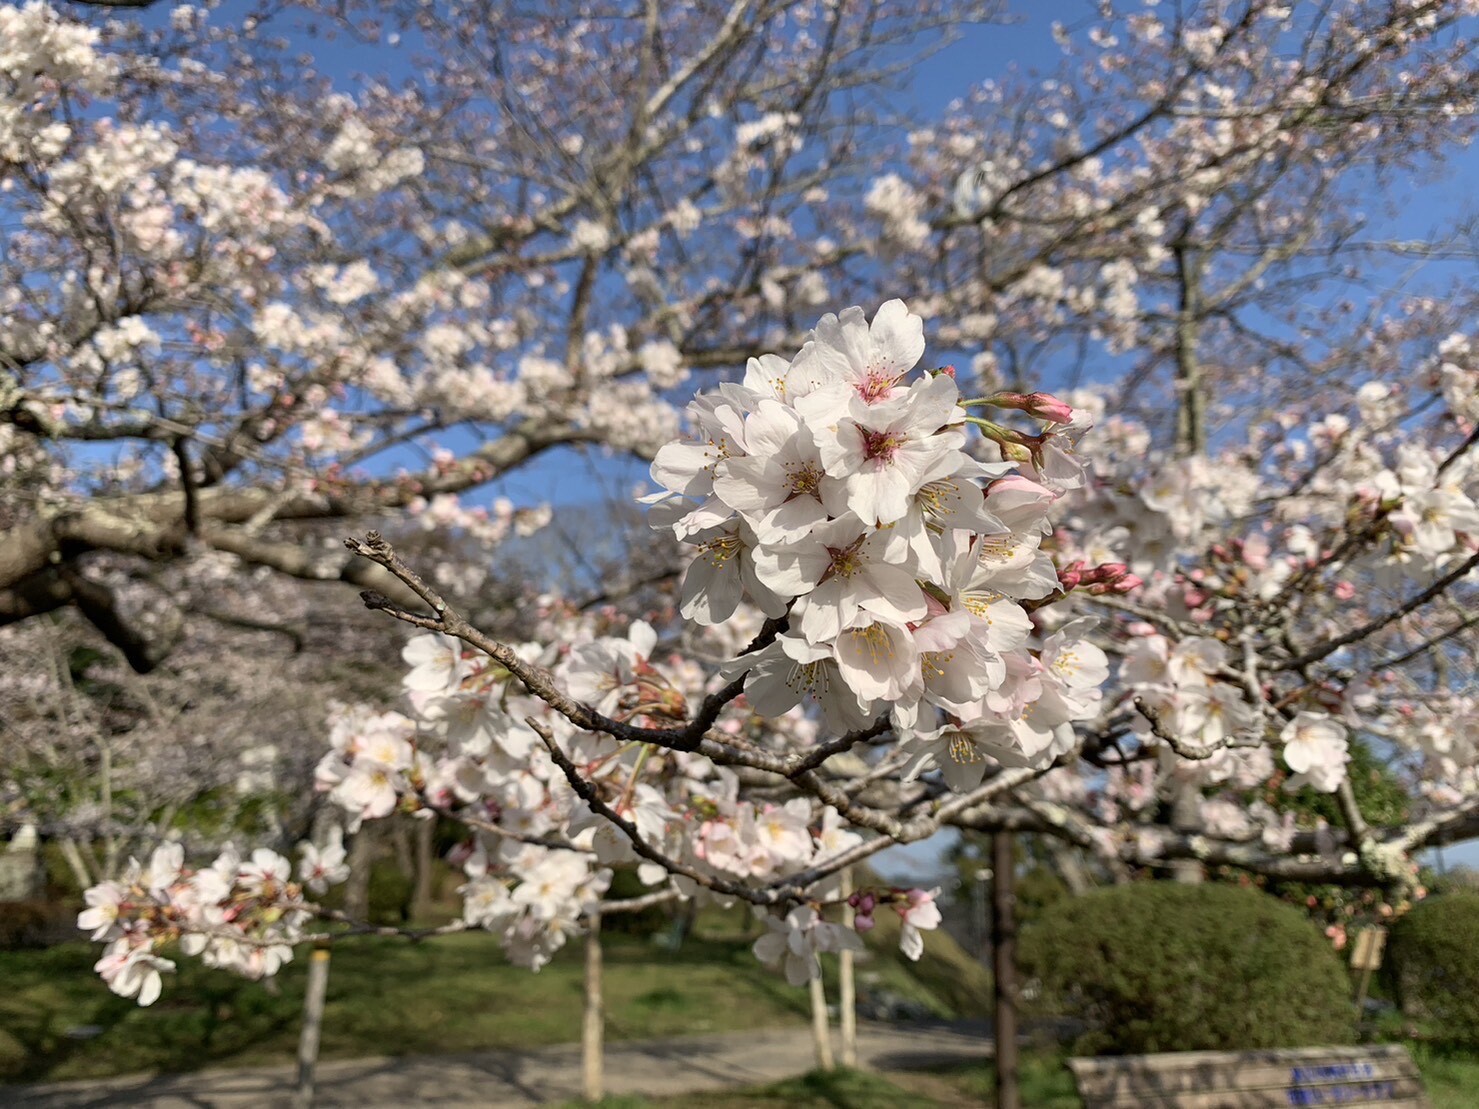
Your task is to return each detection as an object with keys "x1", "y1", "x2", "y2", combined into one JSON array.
[
  {"x1": 648, "y1": 300, "x2": 1109, "y2": 780},
  {"x1": 847, "y1": 885, "x2": 943, "y2": 960}
]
